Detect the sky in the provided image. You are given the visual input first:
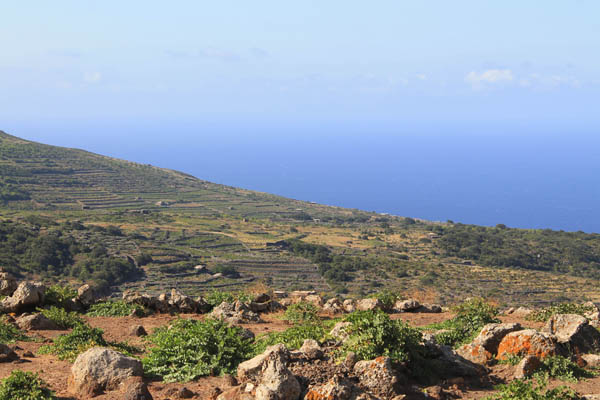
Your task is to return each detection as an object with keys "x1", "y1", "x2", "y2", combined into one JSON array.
[
  {"x1": 1, "y1": 1, "x2": 598, "y2": 128},
  {"x1": 1, "y1": 2, "x2": 599, "y2": 231}
]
